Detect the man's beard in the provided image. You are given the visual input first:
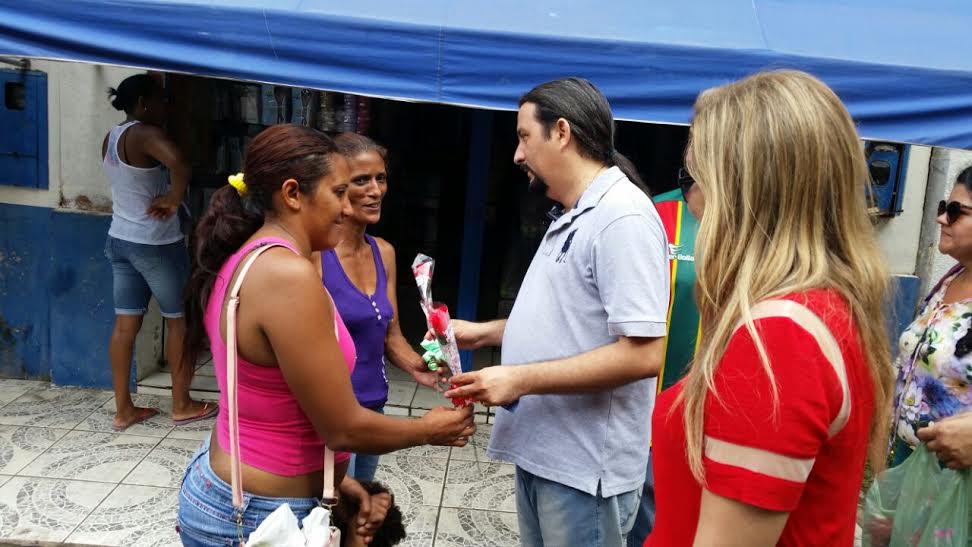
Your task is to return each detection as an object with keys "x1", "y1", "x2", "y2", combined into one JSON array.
[
  {"x1": 528, "y1": 176, "x2": 550, "y2": 197},
  {"x1": 523, "y1": 165, "x2": 549, "y2": 197}
]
